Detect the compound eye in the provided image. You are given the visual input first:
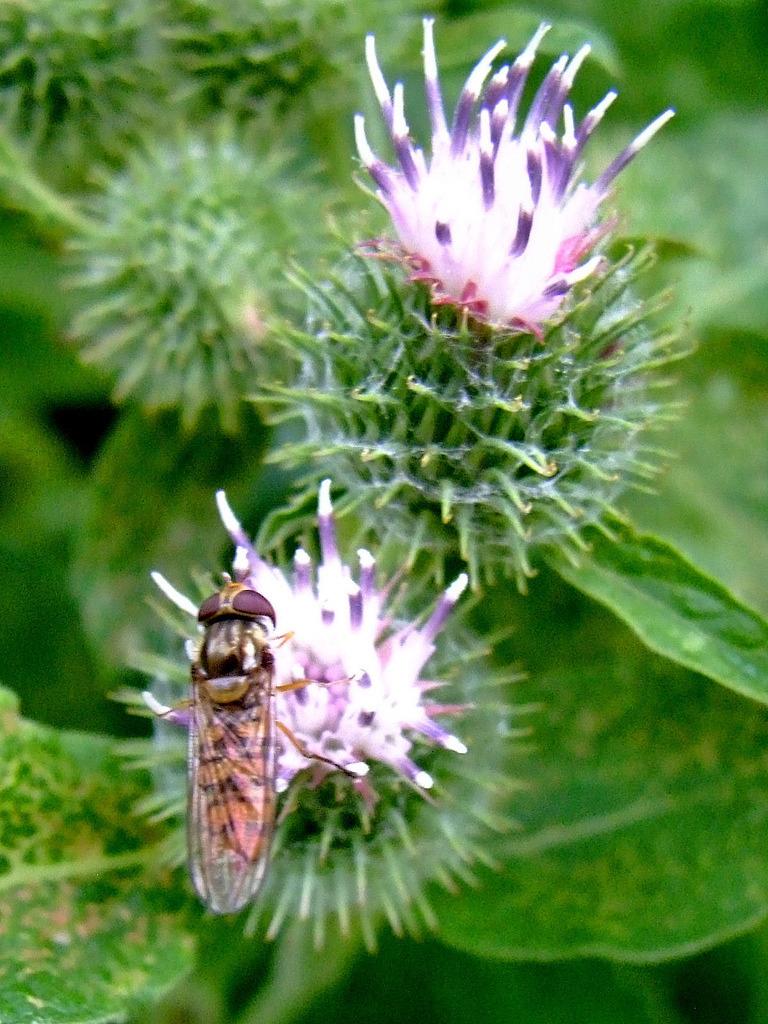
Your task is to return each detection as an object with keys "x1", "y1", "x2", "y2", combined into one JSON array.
[
  {"x1": 197, "y1": 592, "x2": 222, "y2": 623},
  {"x1": 231, "y1": 589, "x2": 276, "y2": 626}
]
